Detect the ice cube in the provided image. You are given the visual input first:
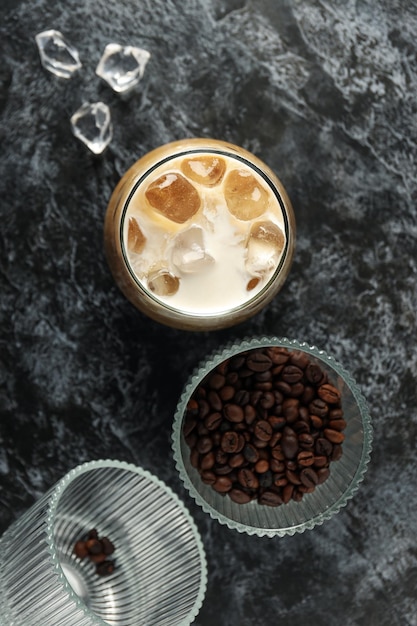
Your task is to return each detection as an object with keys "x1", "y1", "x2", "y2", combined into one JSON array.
[
  {"x1": 171, "y1": 226, "x2": 214, "y2": 274},
  {"x1": 224, "y1": 169, "x2": 269, "y2": 220},
  {"x1": 70, "y1": 102, "x2": 112, "y2": 154},
  {"x1": 127, "y1": 217, "x2": 146, "y2": 253},
  {"x1": 35, "y1": 30, "x2": 82, "y2": 79},
  {"x1": 147, "y1": 269, "x2": 180, "y2": 296},
  {"x1": 145, "y1": 173, "x2": 201, "y2": 223},
  {"x1": 245, "y1": 221, "x2": 285, "y2": 275},
  {"x1": 180, "y1": 156, "x2": 226, "y2": 186},
  {"x1": 96, "y1": 43, "x2": 151, "y2": 93}
]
